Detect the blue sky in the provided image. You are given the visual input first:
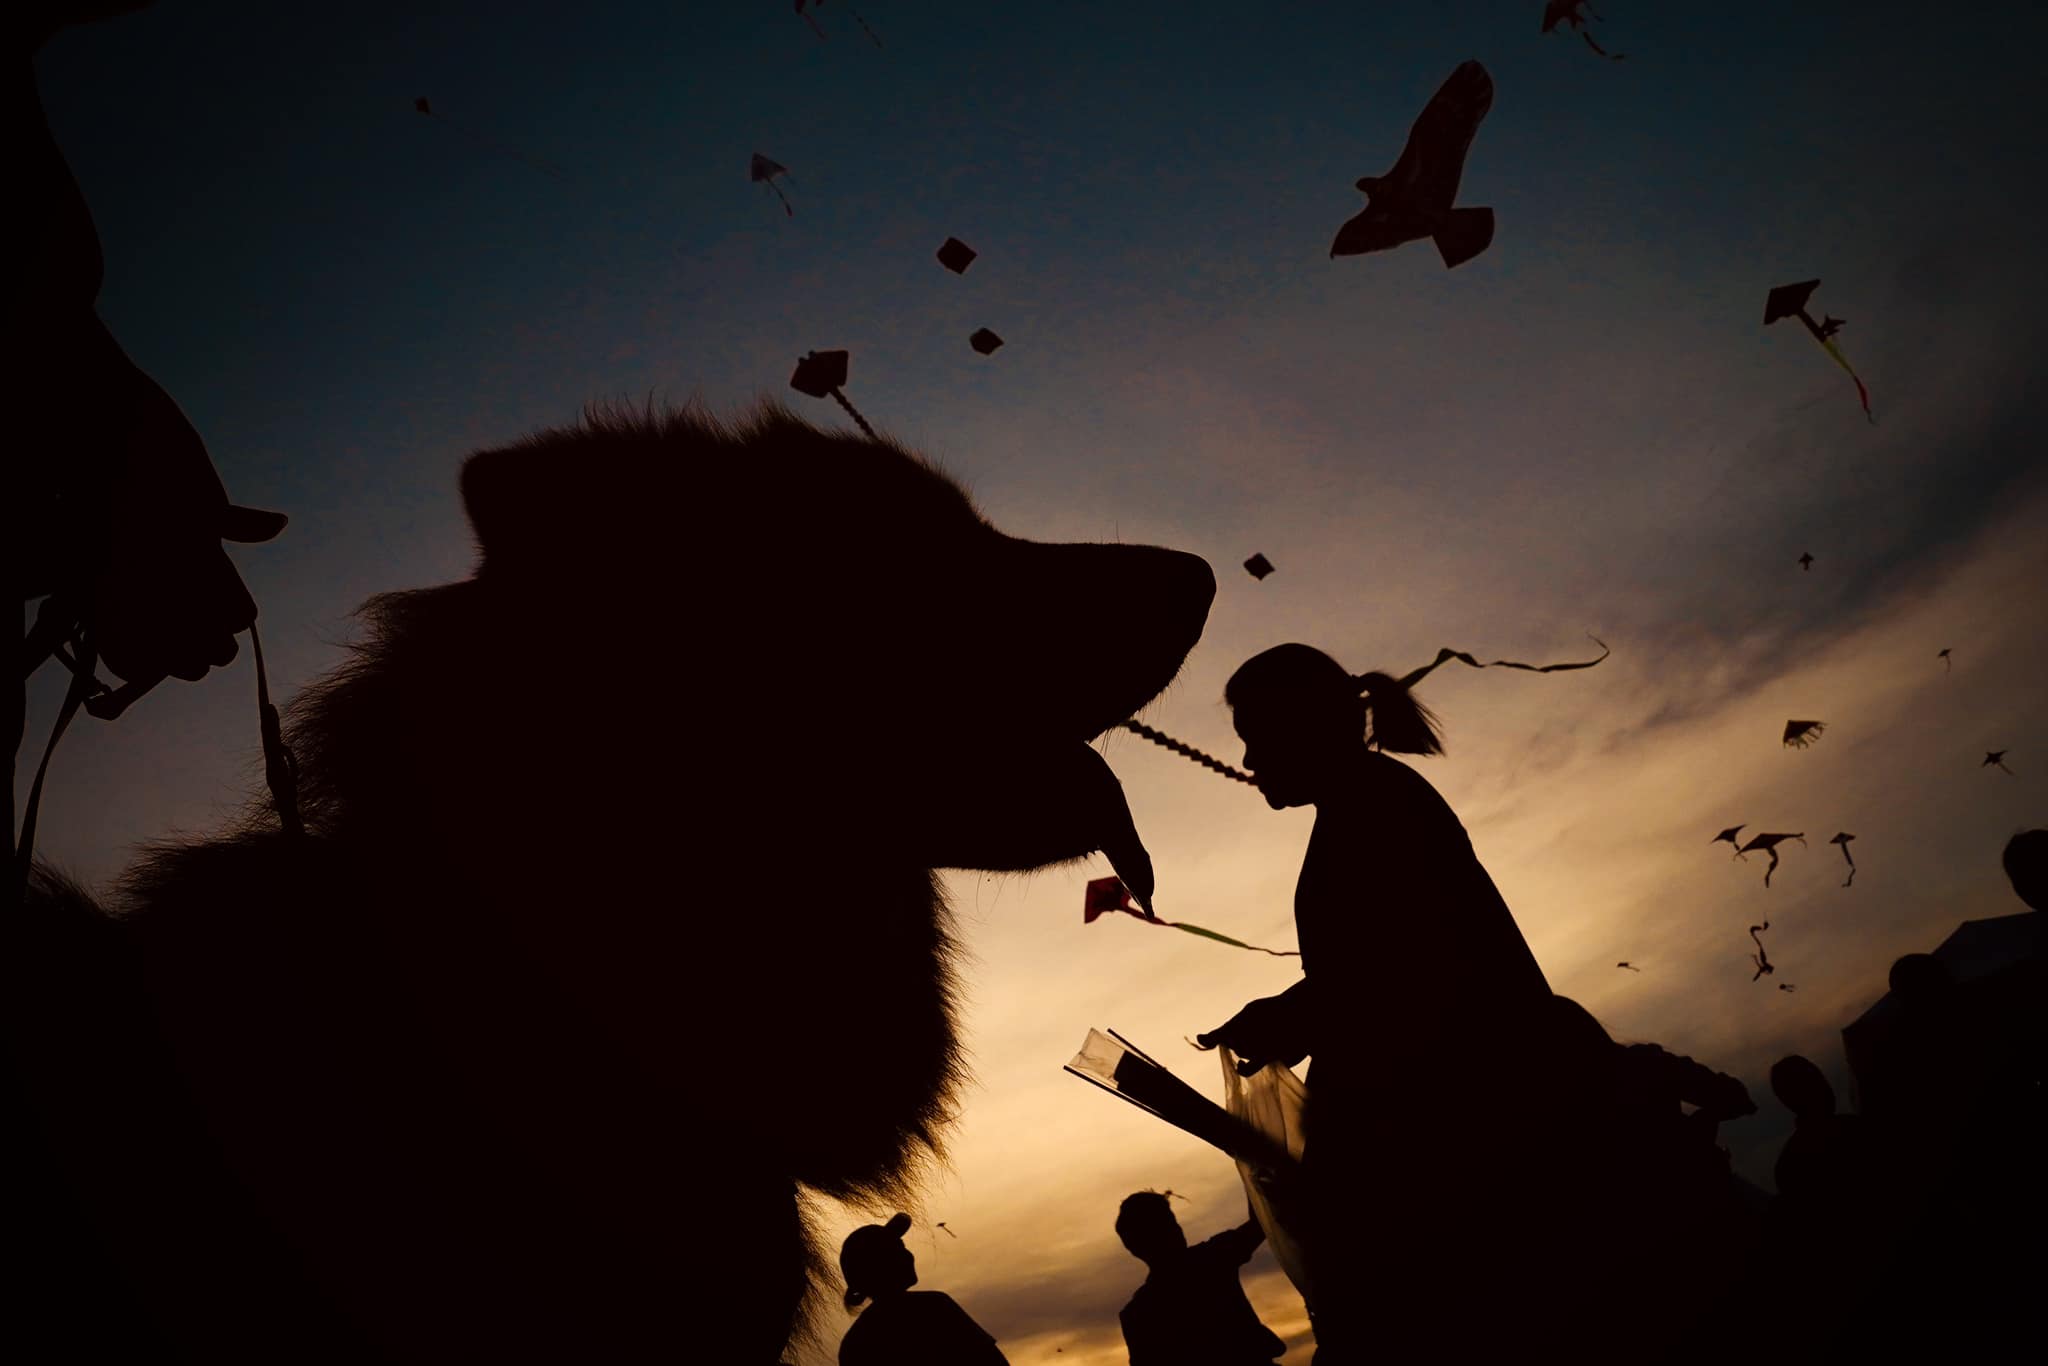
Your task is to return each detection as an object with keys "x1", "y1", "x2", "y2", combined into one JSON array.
[{"x1": 29, "y1": 3, "x2": 2048, "y2": 1361}]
